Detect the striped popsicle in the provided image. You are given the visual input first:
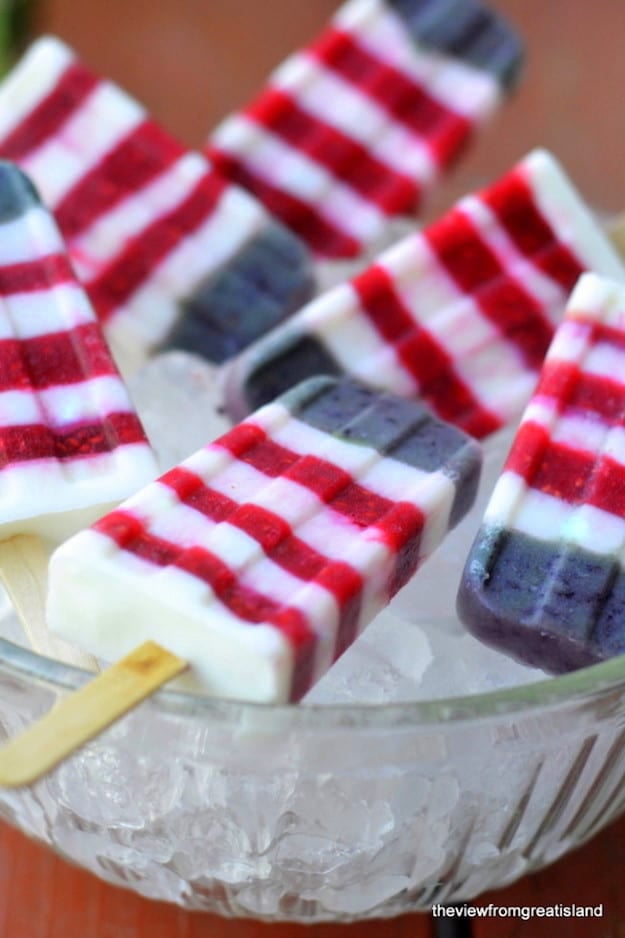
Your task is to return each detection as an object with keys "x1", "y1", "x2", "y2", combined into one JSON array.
[
  {"x1": 458, "y1": 273, "x2": 625, "y2": 672},
  {"x1": 0, "y1": 37, "x2": 315, "y2": 368},
  {"x1": 206, "y1": 0, "x2": 524, "y2": 258},
  {"x1": 47, "y1": 376, "x2": 481, "y2": 703},
  {"x1": 0, "y1": 160, "x2": 157, "y2": 542},
  {"x1": 224, "y1": 150, "x2": 625, "y2": 439},
  {"x1": 0, "y1": 160, "x2": 158, "y2": 669}
]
